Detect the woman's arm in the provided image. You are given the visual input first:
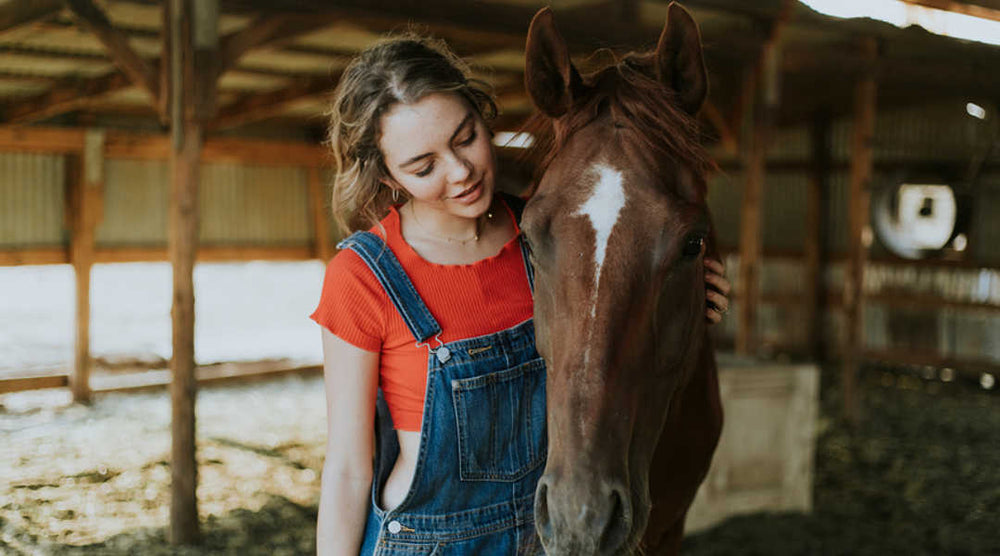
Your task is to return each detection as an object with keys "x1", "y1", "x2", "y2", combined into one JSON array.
[{"x1": 316, "y1": 329, "x2": 379, "y2": 556}]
